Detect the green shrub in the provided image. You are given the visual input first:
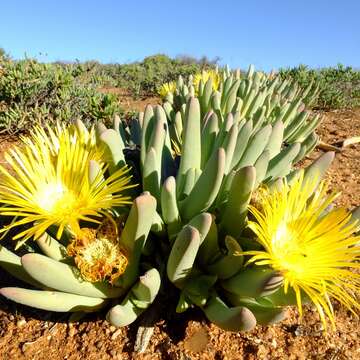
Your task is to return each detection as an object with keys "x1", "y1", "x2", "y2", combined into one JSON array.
[
  {"x1": 1, "y1": 53, "x2": 358, "y2": 136},
  {"x1": 0, "y1": 58, "x2": 123, "y2": 134},
  {"x1": 279, "y1": 64, "x2": 360, "y2": 110},
  {"x1": 106, "y1": 54, "x2": 217, "y2": 97}
]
